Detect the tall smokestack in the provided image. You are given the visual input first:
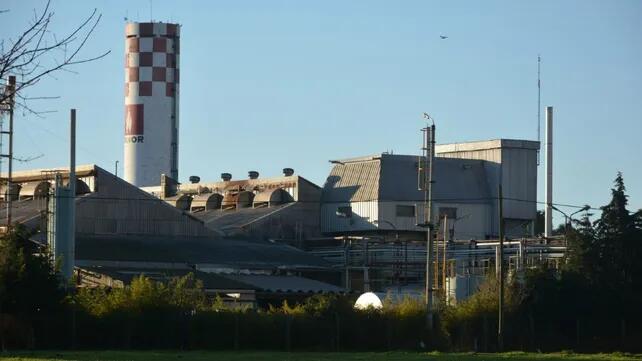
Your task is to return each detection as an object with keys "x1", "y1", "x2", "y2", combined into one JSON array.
[
  {"x1": 124, "y1": 22, "x2": 180, "y2": 187},
  {"x1": 545, "y1": 106, "x2": 553, "y2": 238}
]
